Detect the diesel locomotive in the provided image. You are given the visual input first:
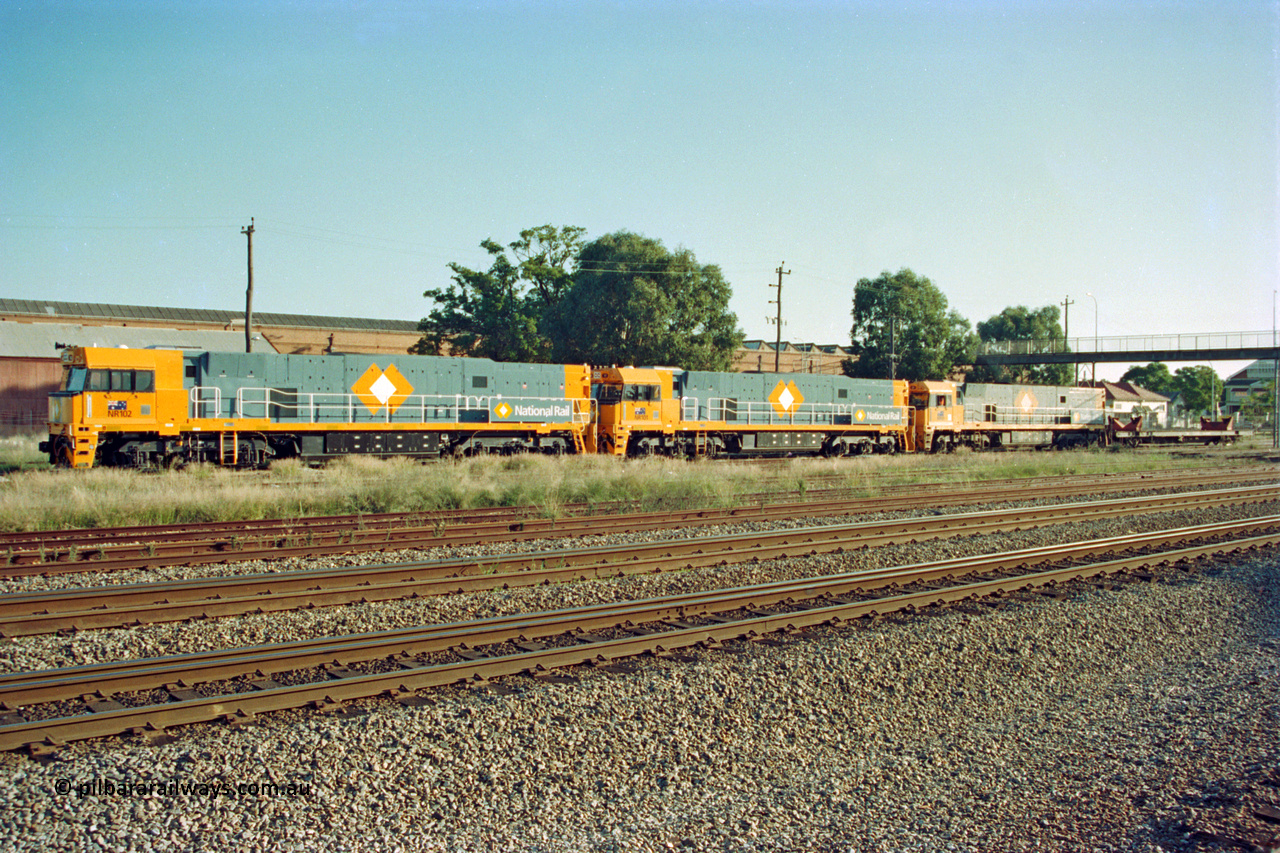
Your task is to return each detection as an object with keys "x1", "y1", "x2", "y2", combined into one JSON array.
[
  {"x1": 42, "y1": 346, "x2": 594, "y2": 468},
  {"x1": 41, "y1": 345, "x2": 1121, "y2": 468}
]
